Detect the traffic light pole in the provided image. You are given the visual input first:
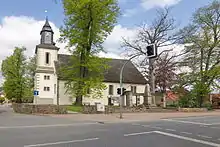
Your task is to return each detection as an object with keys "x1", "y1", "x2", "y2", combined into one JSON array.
[
  {"x1": 149, "y1": 58, "x2": 156, "y2": 106},
  {"x1": 119, "y1": 53, "x2": 142, "y2": 119}
]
